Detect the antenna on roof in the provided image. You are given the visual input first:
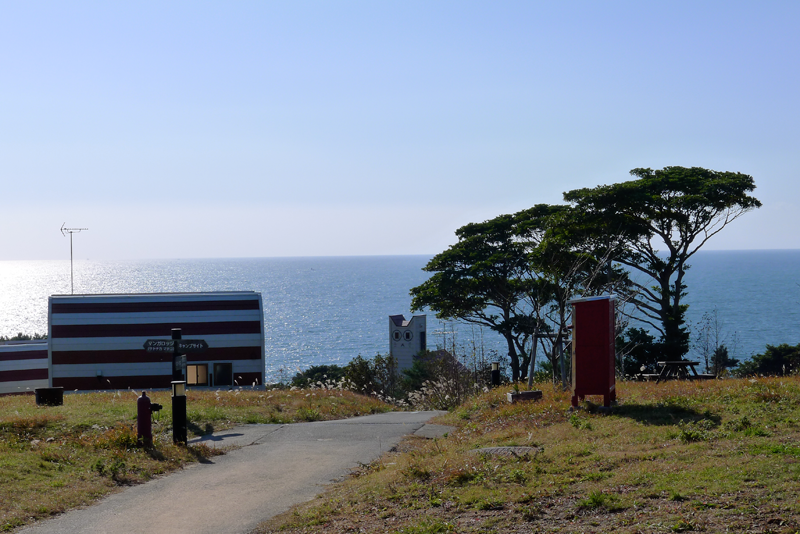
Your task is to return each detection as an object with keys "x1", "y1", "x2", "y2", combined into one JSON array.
[{"x1": 61, "y1": 223, "x2": 88, "y2": 294}]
